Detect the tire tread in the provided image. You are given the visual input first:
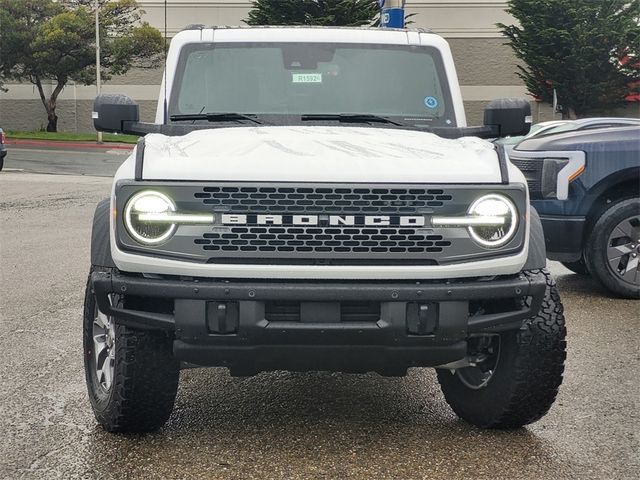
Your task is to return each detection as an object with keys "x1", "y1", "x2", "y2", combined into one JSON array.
[
  {"x1": 84, "y1": 269, "x2": 180, "y2": 433},
  {"x1": 437, "y1": 269, "x2": 566, "y2": 429}
]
